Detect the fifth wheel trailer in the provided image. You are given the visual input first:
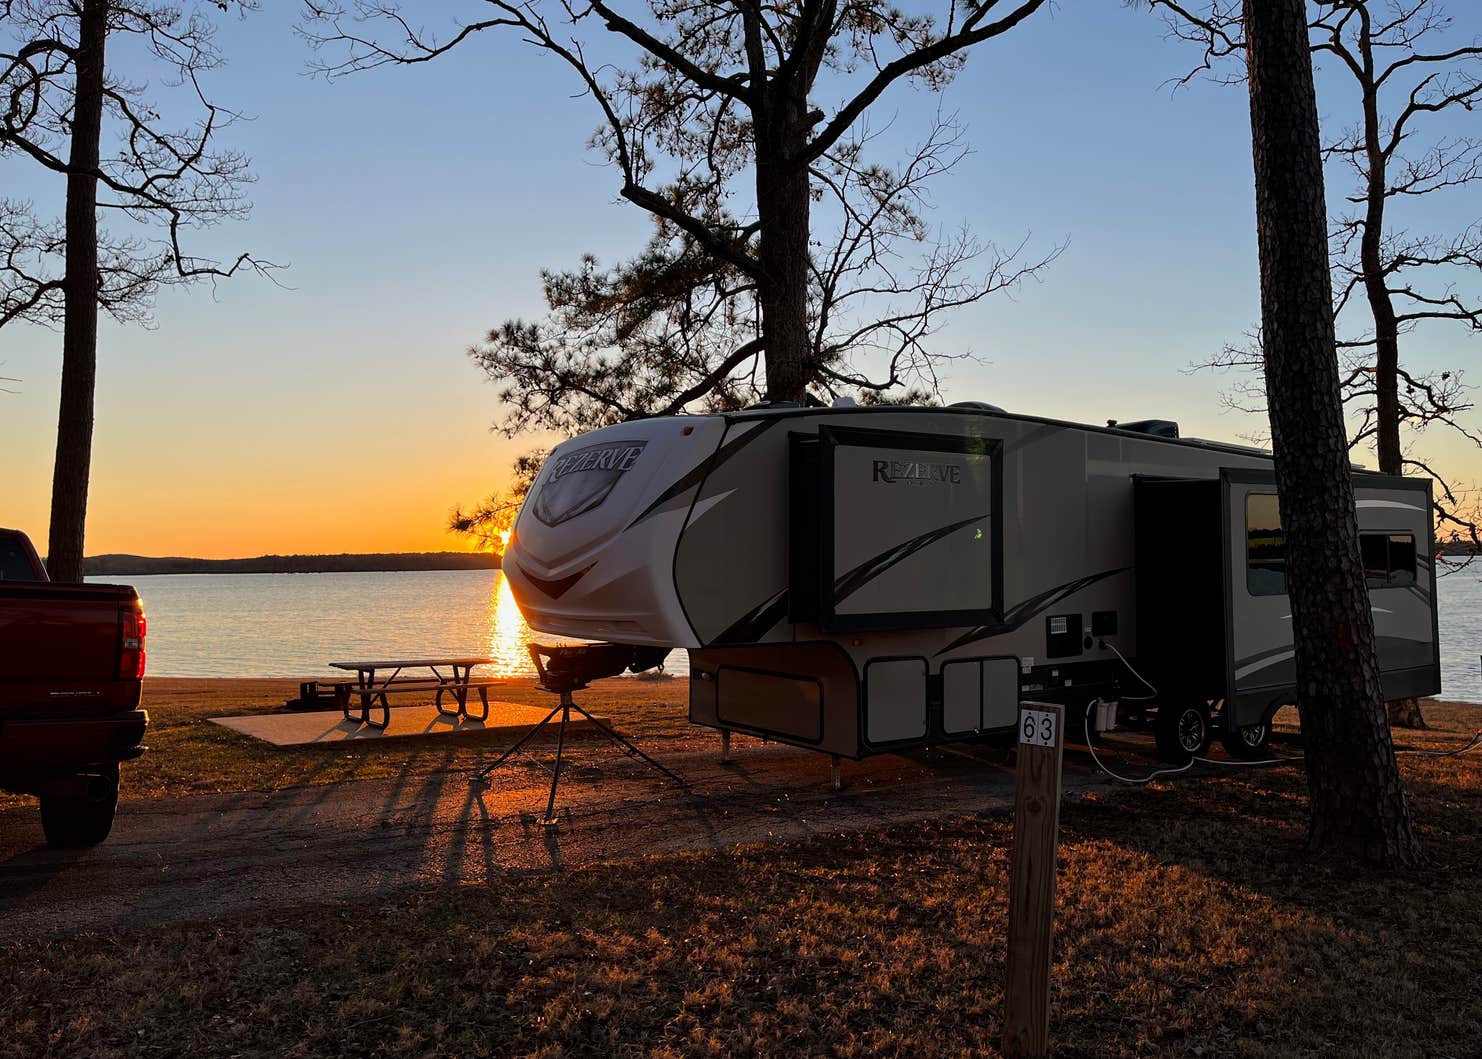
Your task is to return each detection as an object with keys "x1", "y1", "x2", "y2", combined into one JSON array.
[{"x1": 502, "y1": 404, "x2": 1441, "y2": 763}]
